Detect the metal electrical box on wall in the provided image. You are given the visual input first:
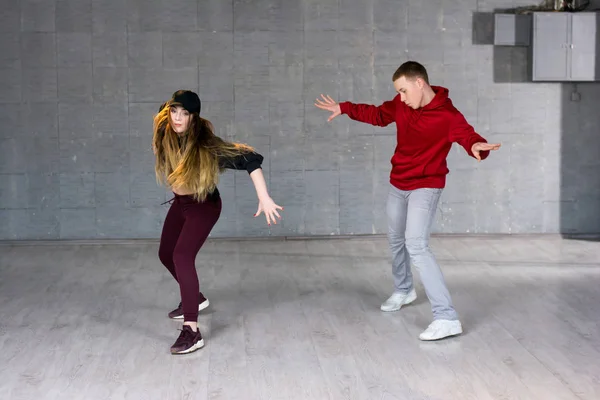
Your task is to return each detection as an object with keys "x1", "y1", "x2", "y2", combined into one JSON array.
[{"x1": 532, "y1": 12, "x2": 599, "y2": 81}]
